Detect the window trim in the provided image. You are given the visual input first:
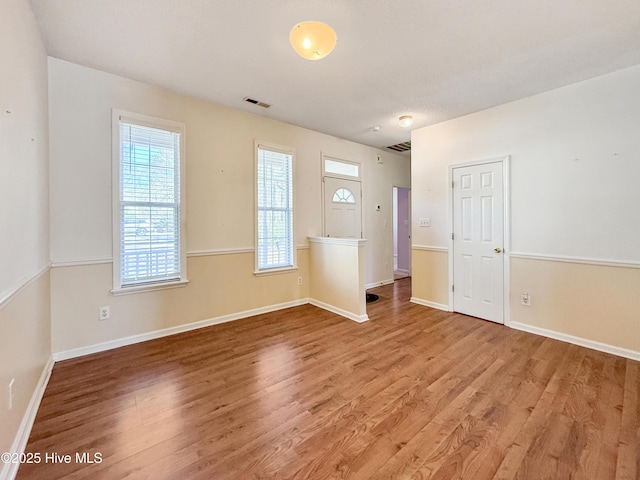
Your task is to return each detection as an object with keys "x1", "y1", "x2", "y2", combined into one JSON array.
[
  {"x1": 254, "y1": 140, "x2": 297, "y2": 275},
  {"x1": 322, "y1": 153, "x2": 361, "y2": 180},
  {"x1": 111, "y1": 109, "x2": 188, "y2": 294}
]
